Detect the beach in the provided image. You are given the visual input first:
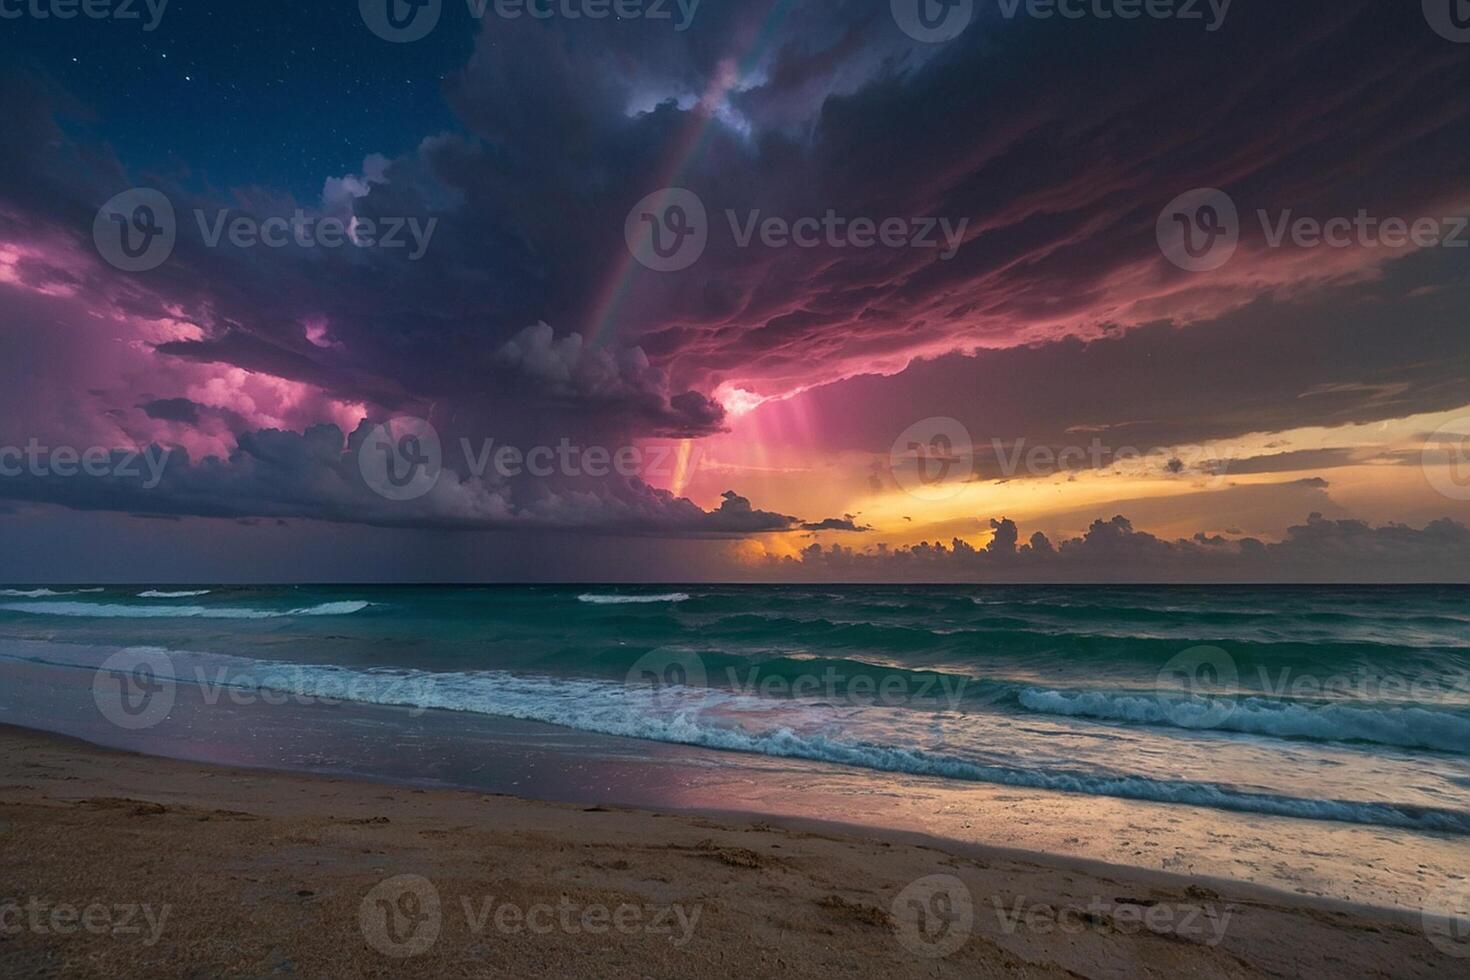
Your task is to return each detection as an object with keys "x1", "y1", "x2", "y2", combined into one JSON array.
[
  {"x1": 0, "y1": 724, "x2": 1459, "y2": 979},
  {"x1": 2, "y1": 584, "x2": 1469, "y2": 975}
]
